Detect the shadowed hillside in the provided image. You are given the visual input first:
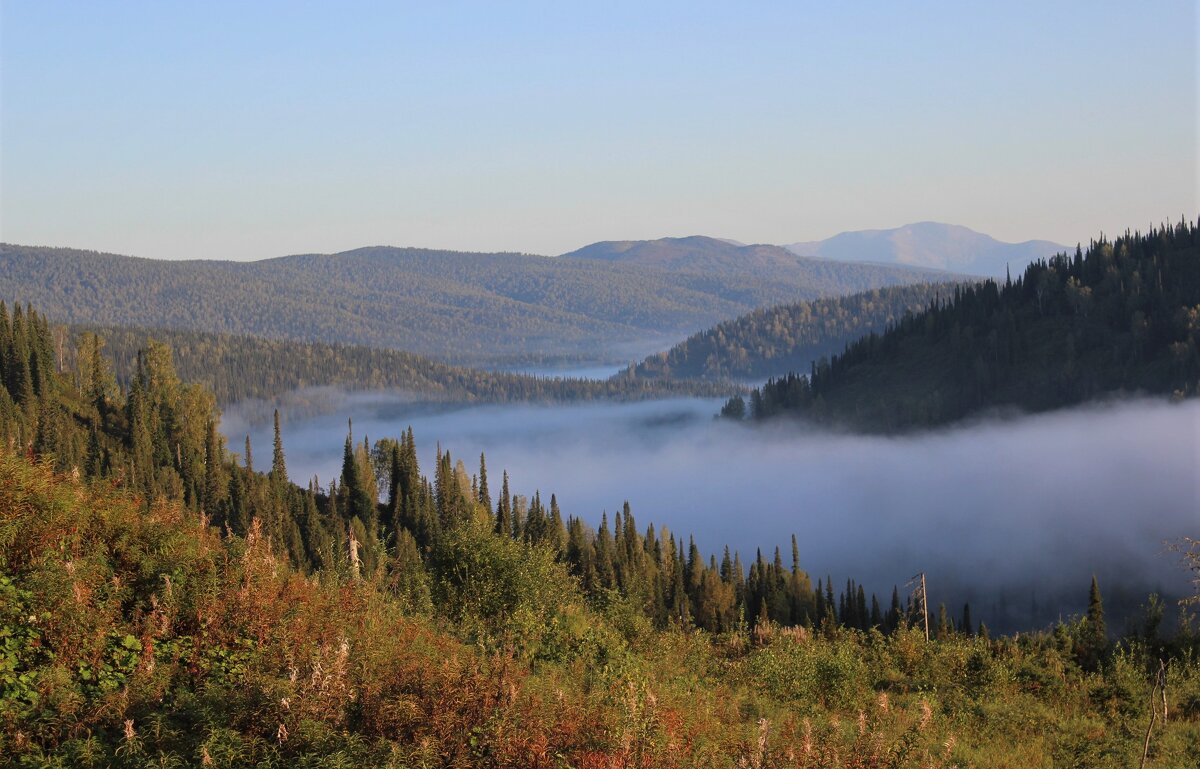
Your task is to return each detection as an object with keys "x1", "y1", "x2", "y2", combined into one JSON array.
[
  {"x1": 620, "y1": 282, "x2": 961, "y2": 383},
  {"x1": 748, "y1": 219, "x2": 1200, "y2": 430}
]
